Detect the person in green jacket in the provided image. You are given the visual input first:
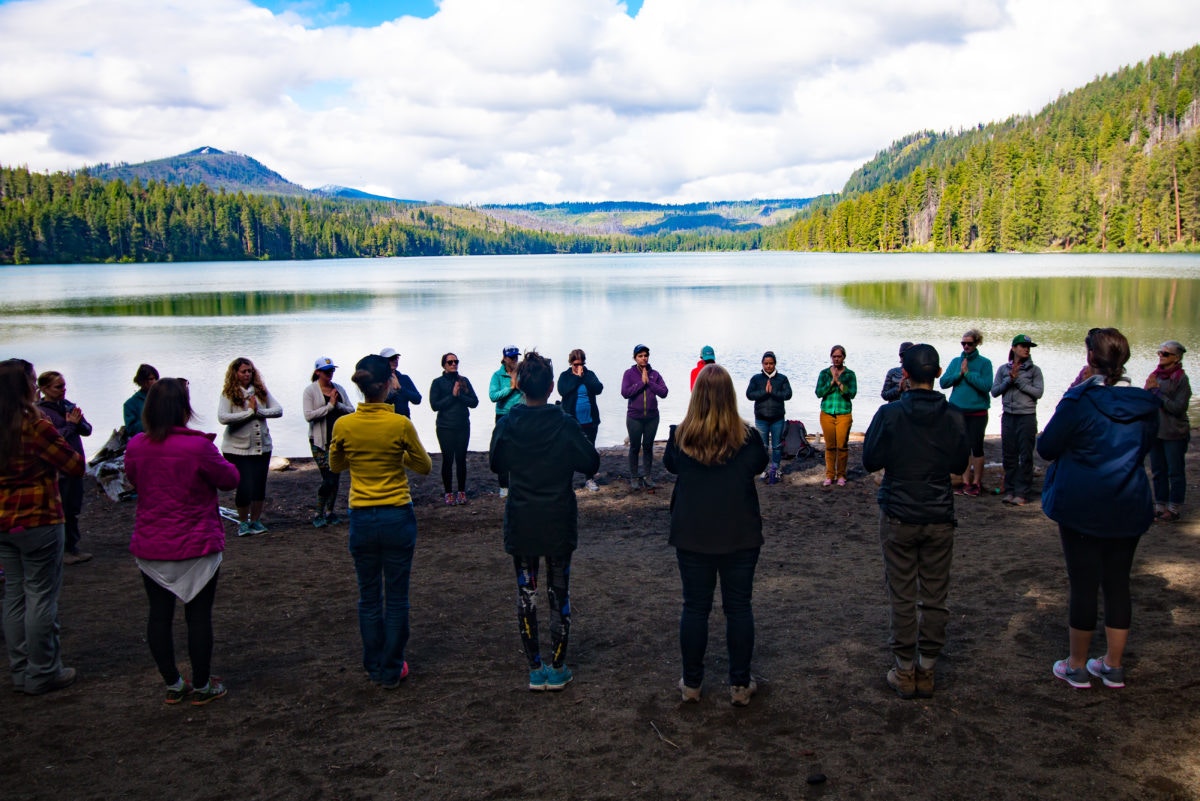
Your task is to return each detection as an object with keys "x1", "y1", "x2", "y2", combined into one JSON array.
[
  {"x1": 940, "y1": 328, "x2": 993, "y2": 496},
  {"x1": 815, "y1": 345, "x2": 857, "y2": 486}
]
